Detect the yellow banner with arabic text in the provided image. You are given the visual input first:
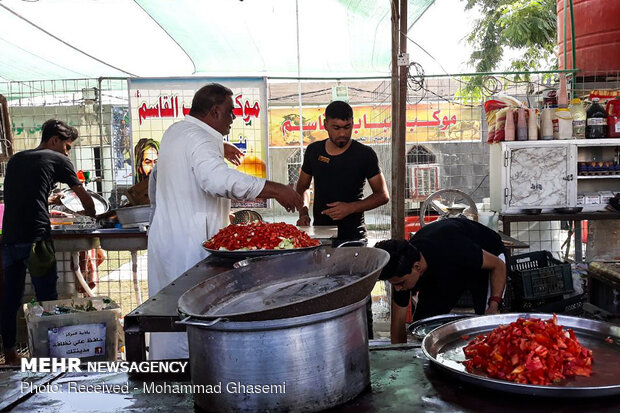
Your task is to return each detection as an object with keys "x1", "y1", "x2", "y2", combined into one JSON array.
[{"x1": 268, "y1": 103, "x2": 480, "y2": 147}]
